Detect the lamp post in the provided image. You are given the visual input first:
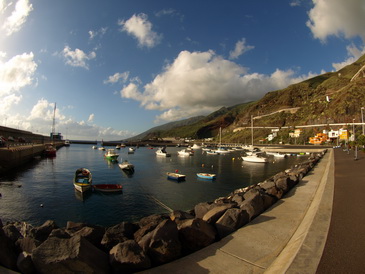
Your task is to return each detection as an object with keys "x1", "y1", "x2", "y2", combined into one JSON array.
[
  {"x1": 361, "y1": 107, "x2": 364, "y2": 135},
  {"x1": 353, "y1": 119, "x2": 356, "y2": 142}
]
